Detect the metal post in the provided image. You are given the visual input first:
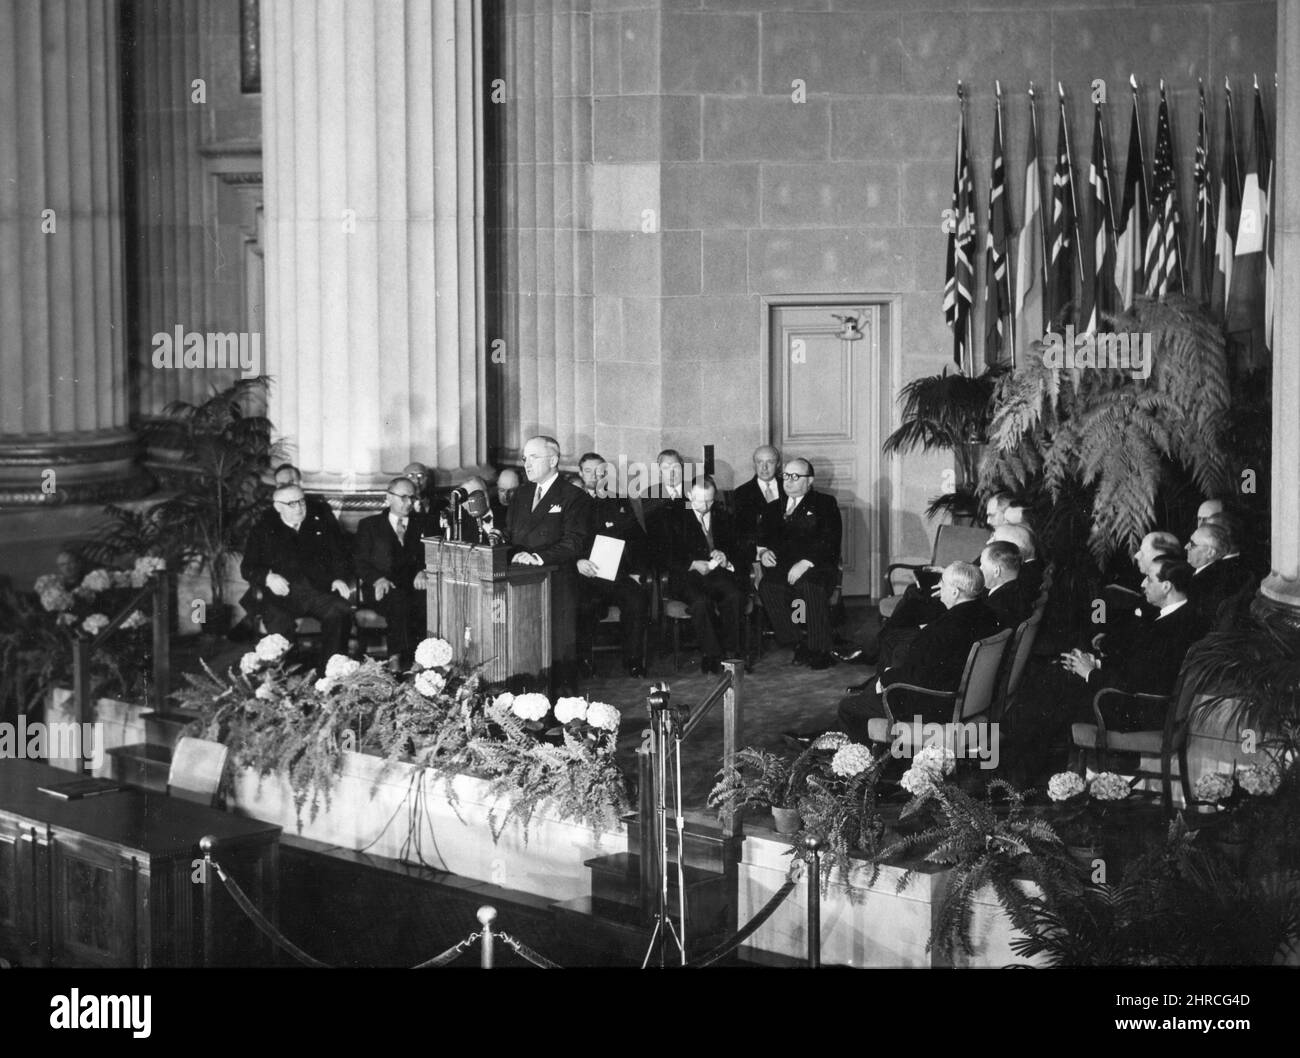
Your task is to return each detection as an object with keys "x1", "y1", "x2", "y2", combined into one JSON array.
[
  {"x1": 804, "y1": 835, "x2": 822, "y2": 968},
  {"x1": 477, "y1": 905, "x2": 497, "y2": 968},
  {"x1": 200, "y1": 836, "x2": 217, "y2": 968},
  {"x1": 70, "y1": 638, "x2": 91, "y2": 770},
  {"x1": 720, "y1": 661, "x2": 744, "y2": 840},
  {"x1": 637, "y1": 730, "x2": 656, "y2": 913},
  {"x1": 152, "y1": 572, "x2": 171, "y2": 709}
]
